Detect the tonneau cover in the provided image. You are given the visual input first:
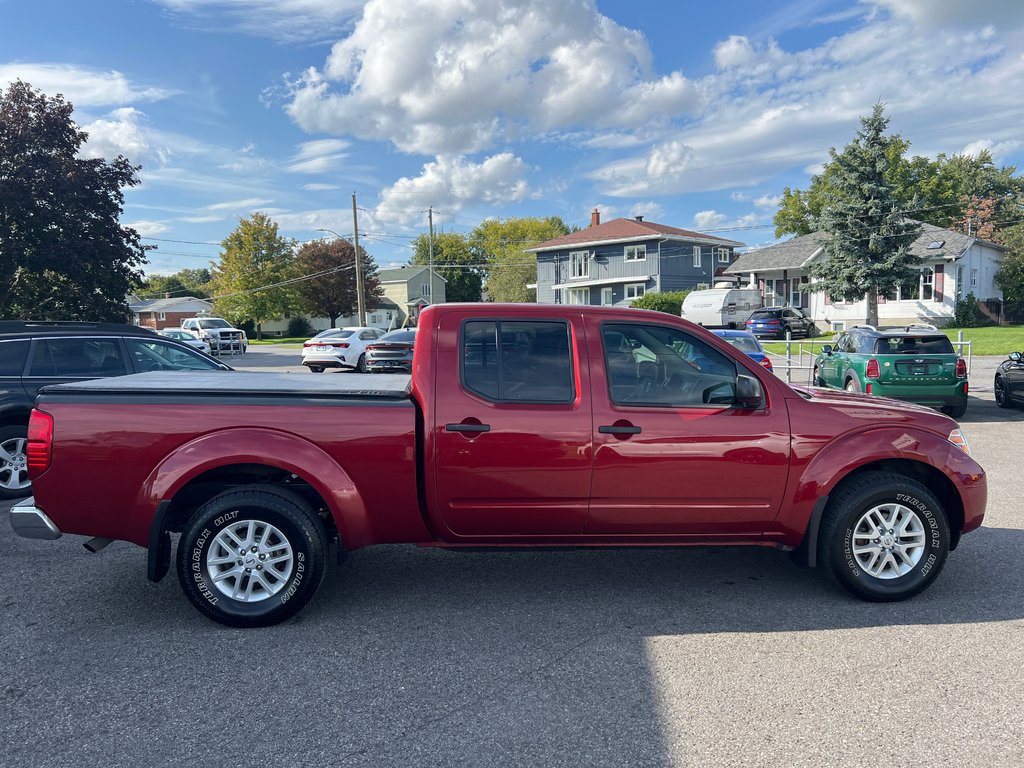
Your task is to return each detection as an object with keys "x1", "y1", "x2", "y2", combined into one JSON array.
[{"x1": 40, "y1": 371, "x2": 413, "y2": 399}]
